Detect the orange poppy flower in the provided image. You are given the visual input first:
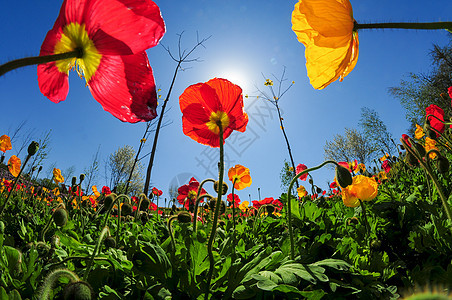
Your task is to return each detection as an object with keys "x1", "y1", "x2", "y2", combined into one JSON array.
[
  {"x1": 0, "y1": 135, "x2": 12, "y2": 153},
  {"x1": 341, "y1": 175, "x2": 378, "y2": 207},
  {"x1": 414, "y1": 124, "x2": 425, "y2": 140},
  {"x1": 291, "y1": 0, "x2": 359, "y2": 89},
  {"x1": 8, "y1": 155, "x2": 21, "y2": 177},
  {"x1": 425, "y1": 137, "x2": 438, "y2": 159},
  {"x1": 228, "y1": 164, "x2": 252, "y2": 190},
  {"x1": 53, "y1": 168, "x2": 65, "y2": 184},
  {"x1": 179, "y1": 78, "x2": 248, "y2": 147},
  {"x1": 38, "y1": 0, "x2": 165, "y2": 122}
]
